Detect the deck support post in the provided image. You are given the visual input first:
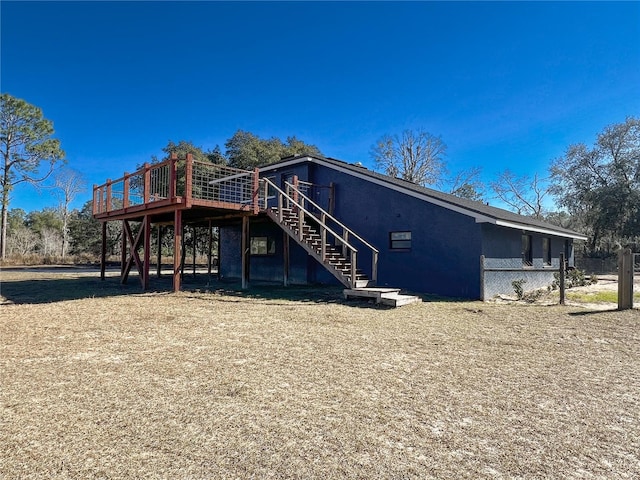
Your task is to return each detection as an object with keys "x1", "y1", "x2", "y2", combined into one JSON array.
[
  {"x1": 217, "y1": 226, "x2": 221, "y2": 280},
  {"x1": 121, "y1": 219, "x2": 127, "y2": 278},
  {"x1": 192, "y1": 225, "x2": 197, "y2": 278},
  {"x1": 241, "y1": 216, "x2": 250, "y2": 289},
  {"x1": 283, "y1": 231, "x2": 290, "y2": 287},
  {"x1": 207, "y1": 220, "x2": 213, "y2": 280},
  {"x1": 157, "y1": 225, "x2": 162, "y2": 277},
  {"x1": 100, "y1": 221, "x2": 107, "y2": 281},
  {"x1": 173, "y1": 210, "x2": 182, "y2": 292},
  {"x1": 142, "y1": 215, "x2": 151, "y2": 290}
]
